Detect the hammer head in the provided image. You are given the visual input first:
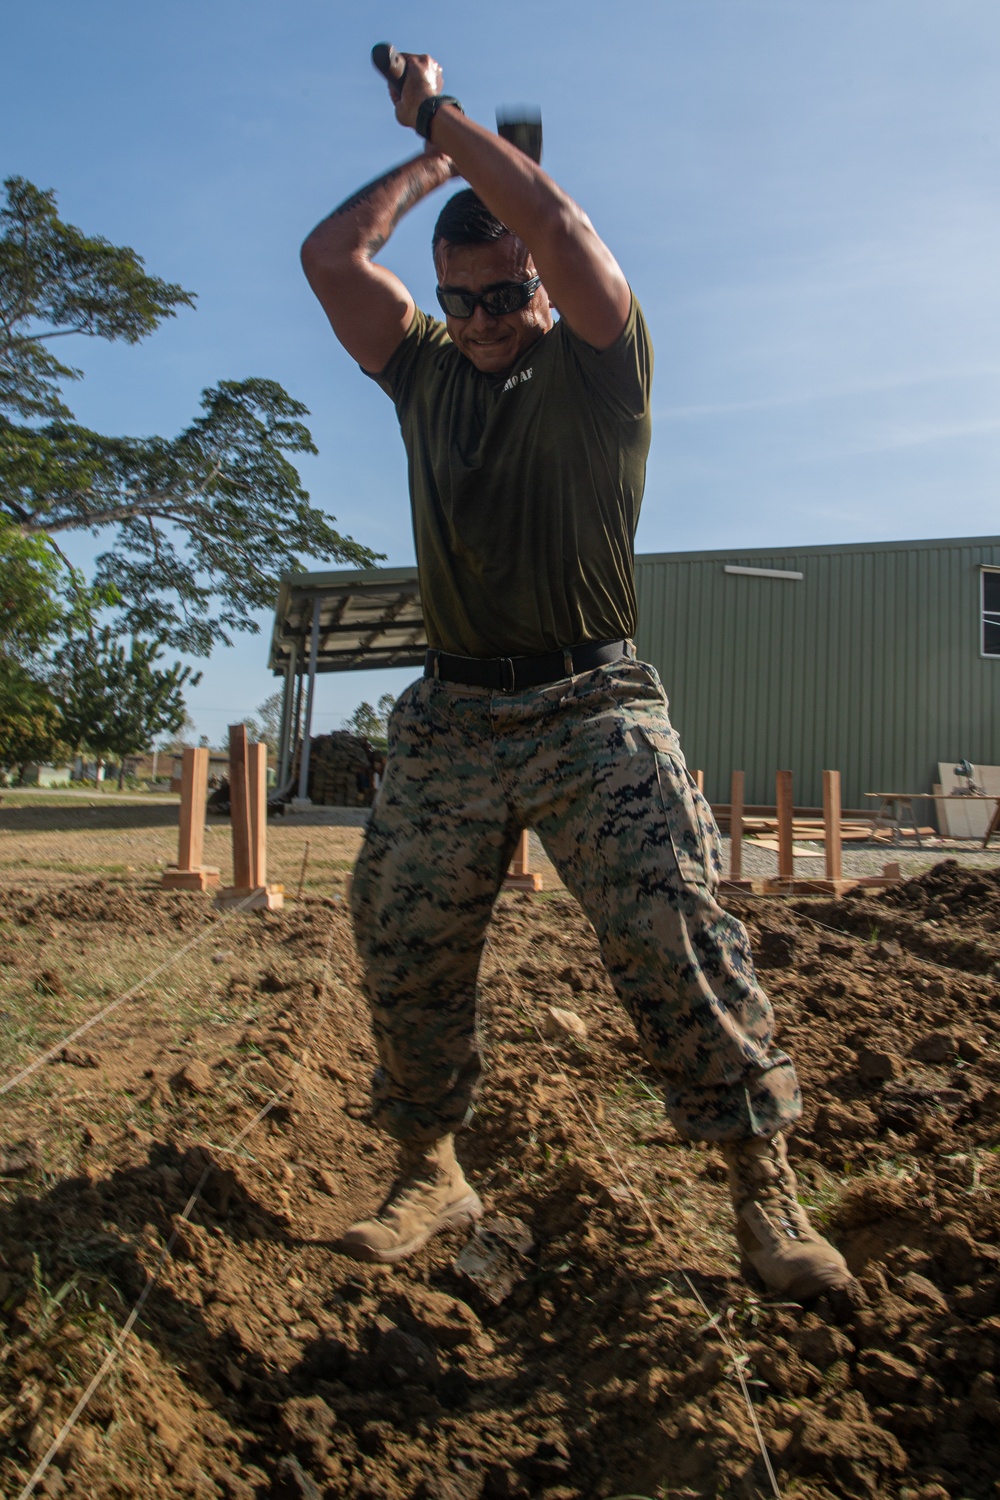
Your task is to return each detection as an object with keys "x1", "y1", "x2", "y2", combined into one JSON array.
[{"x1": 496, "y1": 106, "x2": 542, "y2": 164}]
